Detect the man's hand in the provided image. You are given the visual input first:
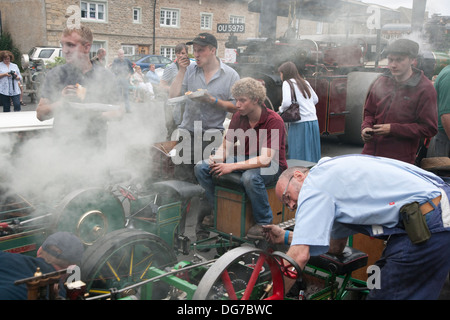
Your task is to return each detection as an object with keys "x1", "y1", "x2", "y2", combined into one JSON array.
[
  {"x1": 361, "y1": 127, "x2": 374, "y2": 143},
  {"x1": 62, "y1": 85, "x2": 80, "y2": 101},
  {"x1": 177, "y1": 56, "x2": 190, "y2": 70},
  {"x1": 209, "y1": 161, "x2": 234, "y2": 177},
  {"x1": 262, "y1": 225, "x2": 286, "y2": 244},
  {"x1": 372, "y1": 123, "x2": 391, "y2": 136}
]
